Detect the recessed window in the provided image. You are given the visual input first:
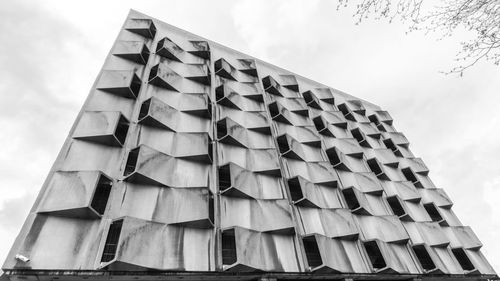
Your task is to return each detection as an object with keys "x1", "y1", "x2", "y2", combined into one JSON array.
[
  {"x1": 351, "y1": 128, "x2": 366, "y2": 146},
  {"x1": 326, "y1": 148, "x2": 341, "y2": 167},
  {"x1": 364, "y1": 241, "x2": 386, "y2": 270},
  {"x1": 268, "y1": 102, "x2": 279, "y2": 118},
  {"x1": 114, "y1": 115, "x2": 129, "y2": 146},
  {"x1": 124, "y1": 148, "x2": 140, "y2": 176},
  {"x1": 101, "y1": 219, "x2": 123, "y2": 262},
  {"x1": 90, "y1": 175, "x2": 113, "y2": 216},
  {"x1": 276, "y1": 135, "x2": 290, "y2": 154},
  {"x1": 386, "y1": 196, "x2": 406, "y2": 217},
  {"x1": 287, "y1": 177, "x2": 304, "y2": 202},
  {"x1": 342, "y1": 188, "x2": 360, "y2": 210},
  {"x1": 424, "y1": 203, "x2": 443, "y2": 222},
  {"x1": 217, "y1": 119, "x2": 228, "y2": 140},
  {"x1": 218, "y1": 165, "x2": 231, "y2": 191},
  {"x1": 303, "y1": 236, "x2": 322, "y2": 268},
  {"x1": 402, "y1": 167, "x2": 418, "y2": 183},
  {"x1": 367, "y1": 158, "x2": 383, "y2": 176},
  {"x1": 452, "y1": 248, "x2": 475, "y2": 271},
  {"x1": 313, "y1": 116, "x2": 326, "y2": 133},
  {"x1": 413, "y1": 245, "x2": 436, "y2": 271},
  {"x1": 148, "y1": 64, "x2": 159, "y2": 81},
  {"x1": 208, "y1": 192, "x2": 214, "y2": 223},
  {"x1": 215, "y1": 85, "x2": 225, "y2": 102},
  {"x1": 140, "y1": 45, "x2": 150, "y2": 65},
  {"x1": 138, "y1": 98, "x2": 151, "y2": 121},
  {"x1": 222, "y1": 229, "x2": 237, "y2": 265},
  {"x1": 130, "y1": 74, "x2": 142, "y2": 98}
]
